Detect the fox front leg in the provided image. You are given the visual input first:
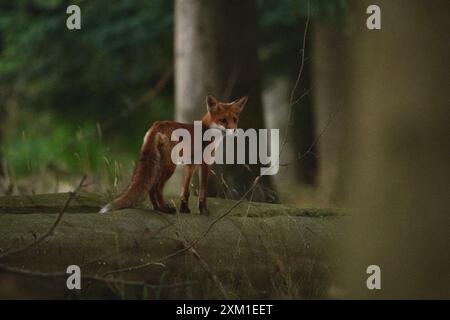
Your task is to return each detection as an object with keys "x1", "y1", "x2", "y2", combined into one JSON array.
[
  {"x1": 198, "y1": 164, "x2": 210, "y2": 215},
  {"x1": 180, "y1": 165, "x2": 194, "y2": 213}
]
